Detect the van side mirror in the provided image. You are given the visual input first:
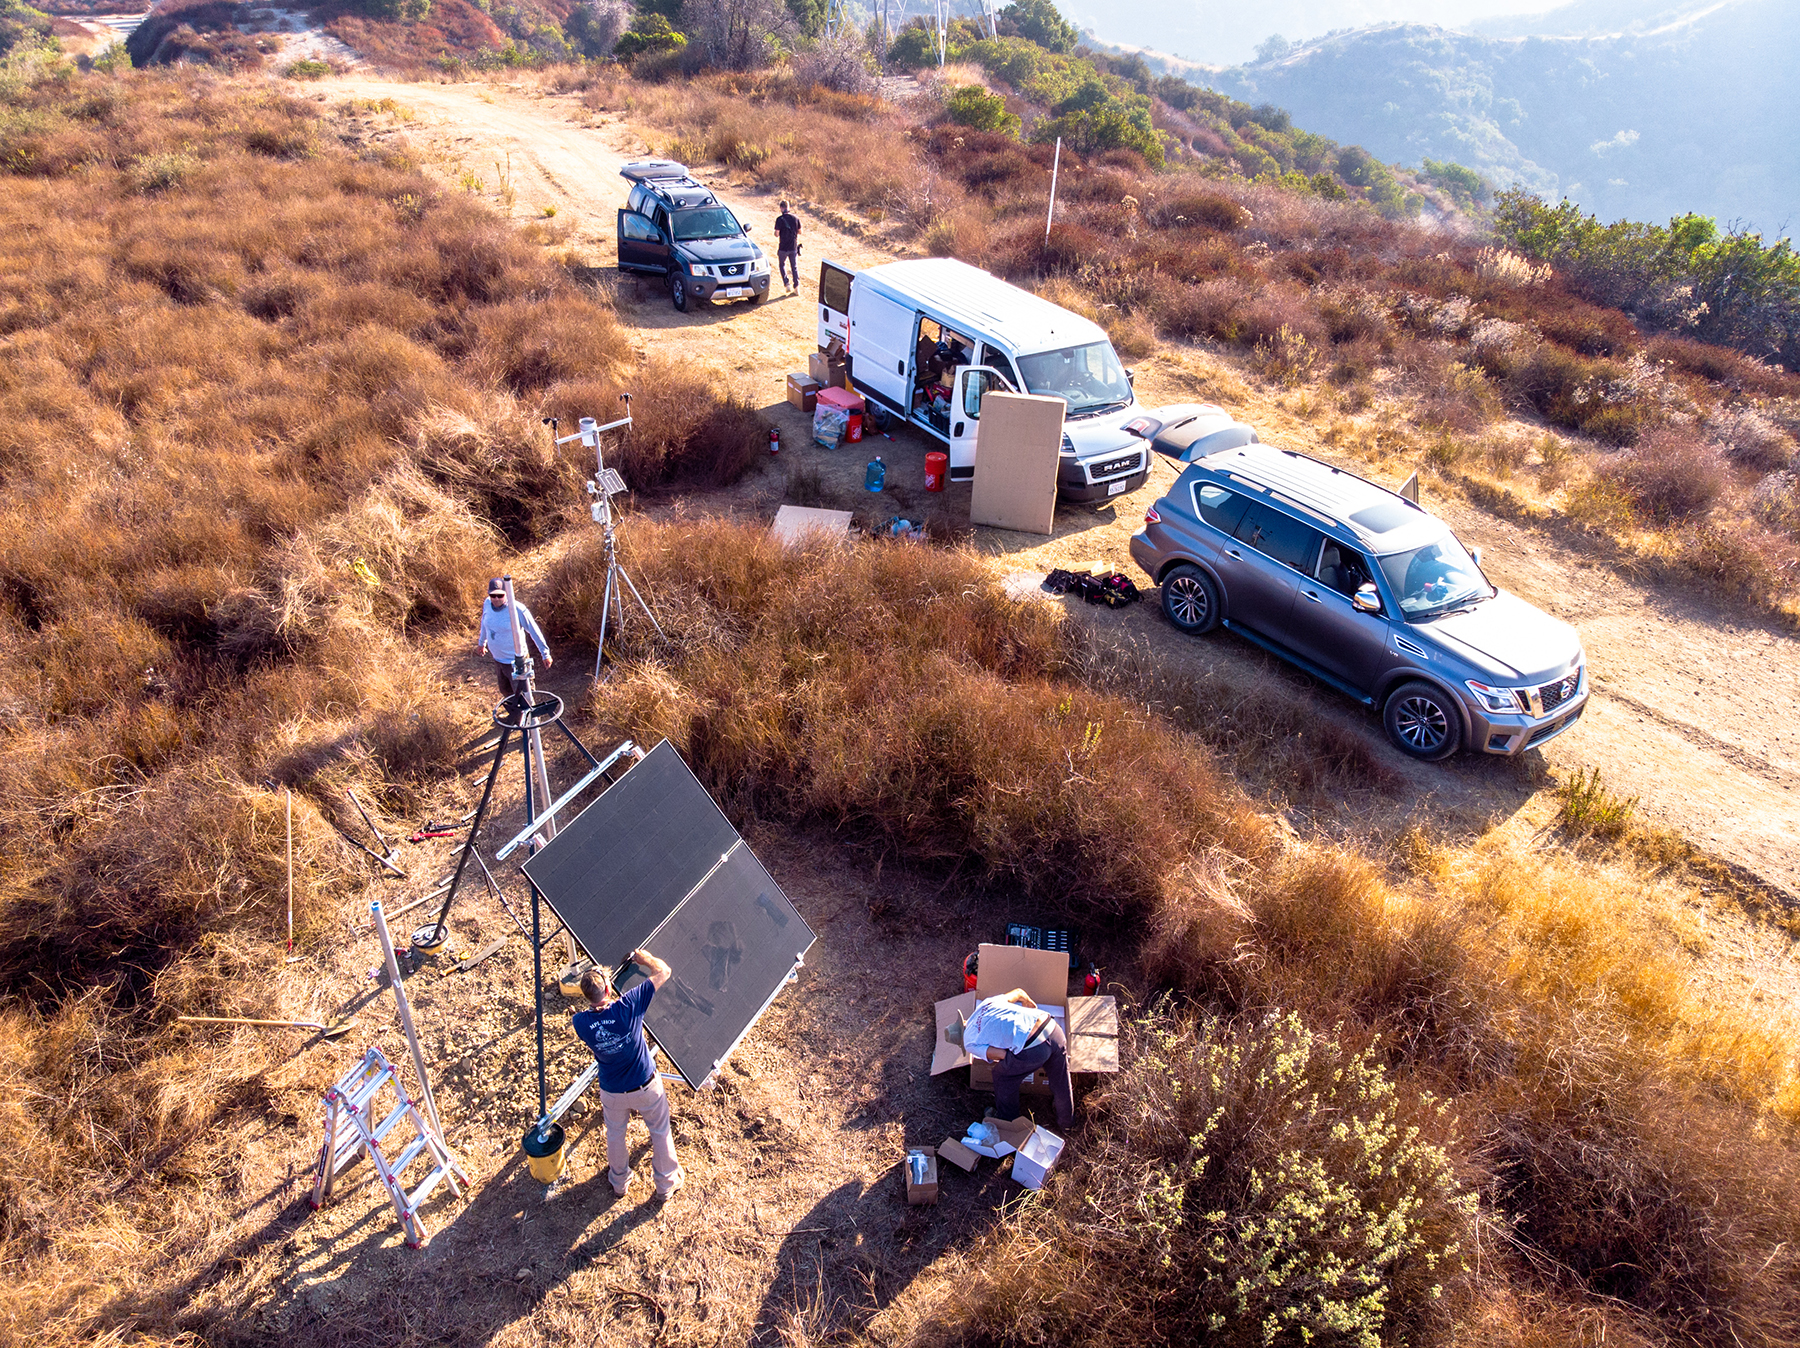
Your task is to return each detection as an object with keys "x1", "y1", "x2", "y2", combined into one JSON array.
[
  {"x1": 1470, "y1": 546, "x2": 1484, "y2": 567},
  {"x1": 1126, "y1": 369, "x2": 1136, "y2": 386},
  {"x1": 1352, "y1": 583, "x2": 1382, "y2": 614}
]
